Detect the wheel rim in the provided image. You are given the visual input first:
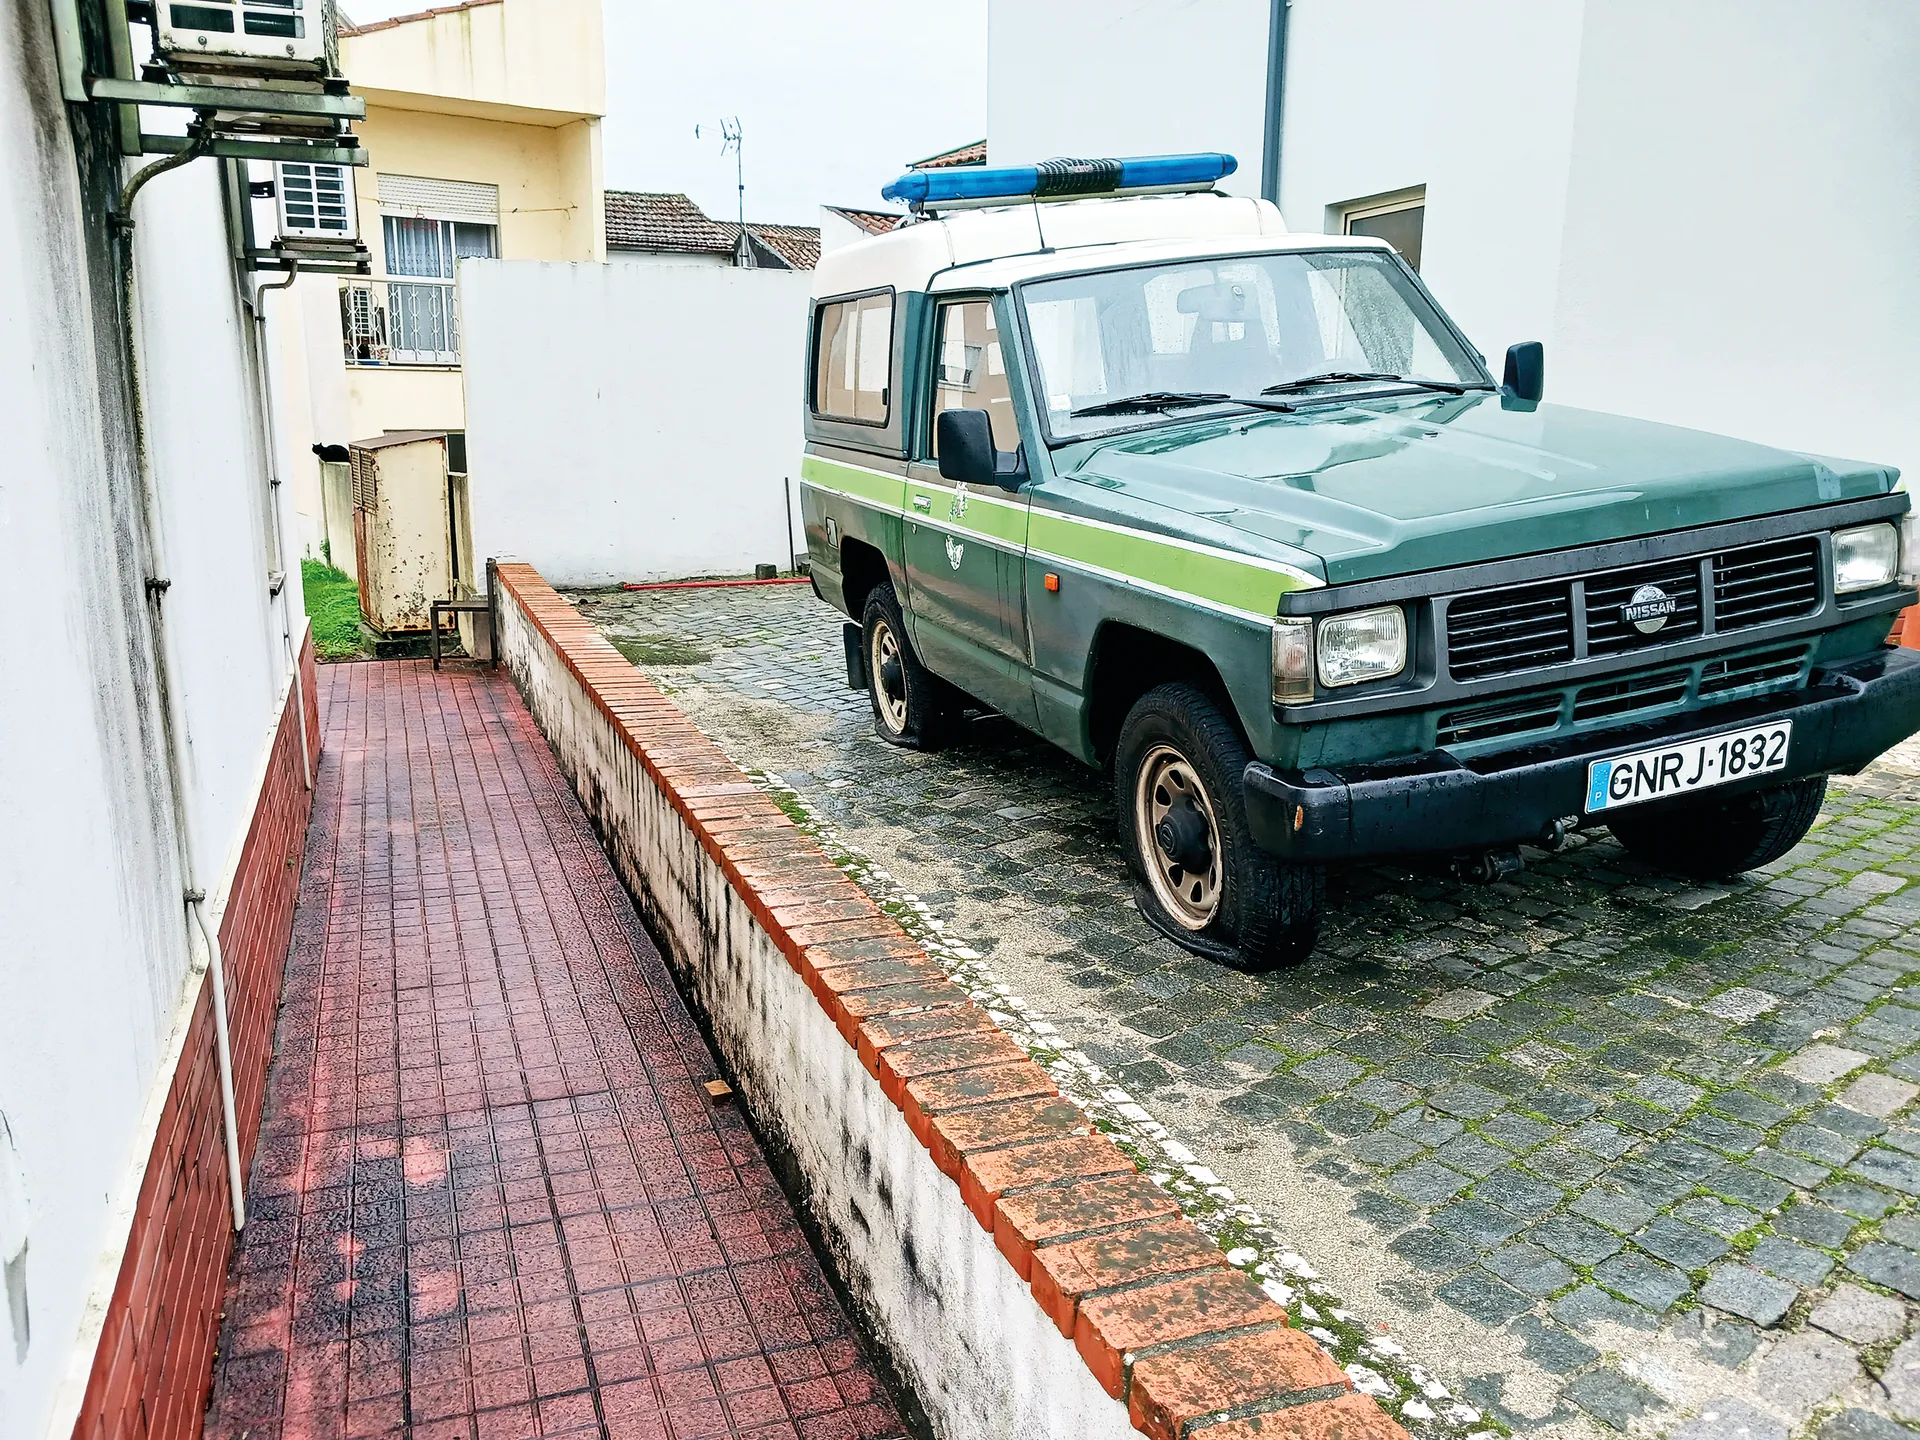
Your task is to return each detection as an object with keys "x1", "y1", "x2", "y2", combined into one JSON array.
[
  {"x1": 1134, "y1": 743, "x2": 1223, "y2": 929},
  {"x1": 870, "y1": 620, "x2": 909, "y2": 733}
]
